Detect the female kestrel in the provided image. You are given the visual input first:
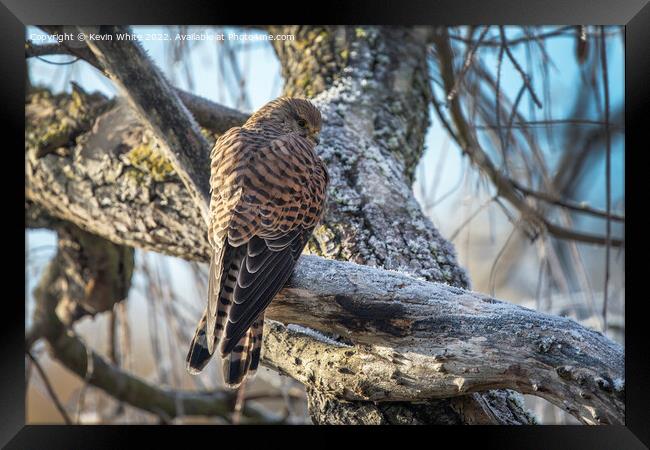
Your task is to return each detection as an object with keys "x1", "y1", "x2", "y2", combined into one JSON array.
[{"x1": 186, "y1": 97, "x2": 328, "y2": 387}]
